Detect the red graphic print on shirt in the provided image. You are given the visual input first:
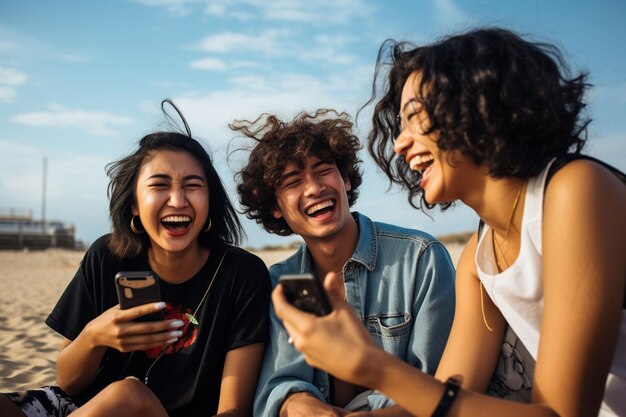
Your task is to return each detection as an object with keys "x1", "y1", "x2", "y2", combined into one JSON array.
[{"x1": 144, "y1": 303, "x2": 198, "y2": 358}]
